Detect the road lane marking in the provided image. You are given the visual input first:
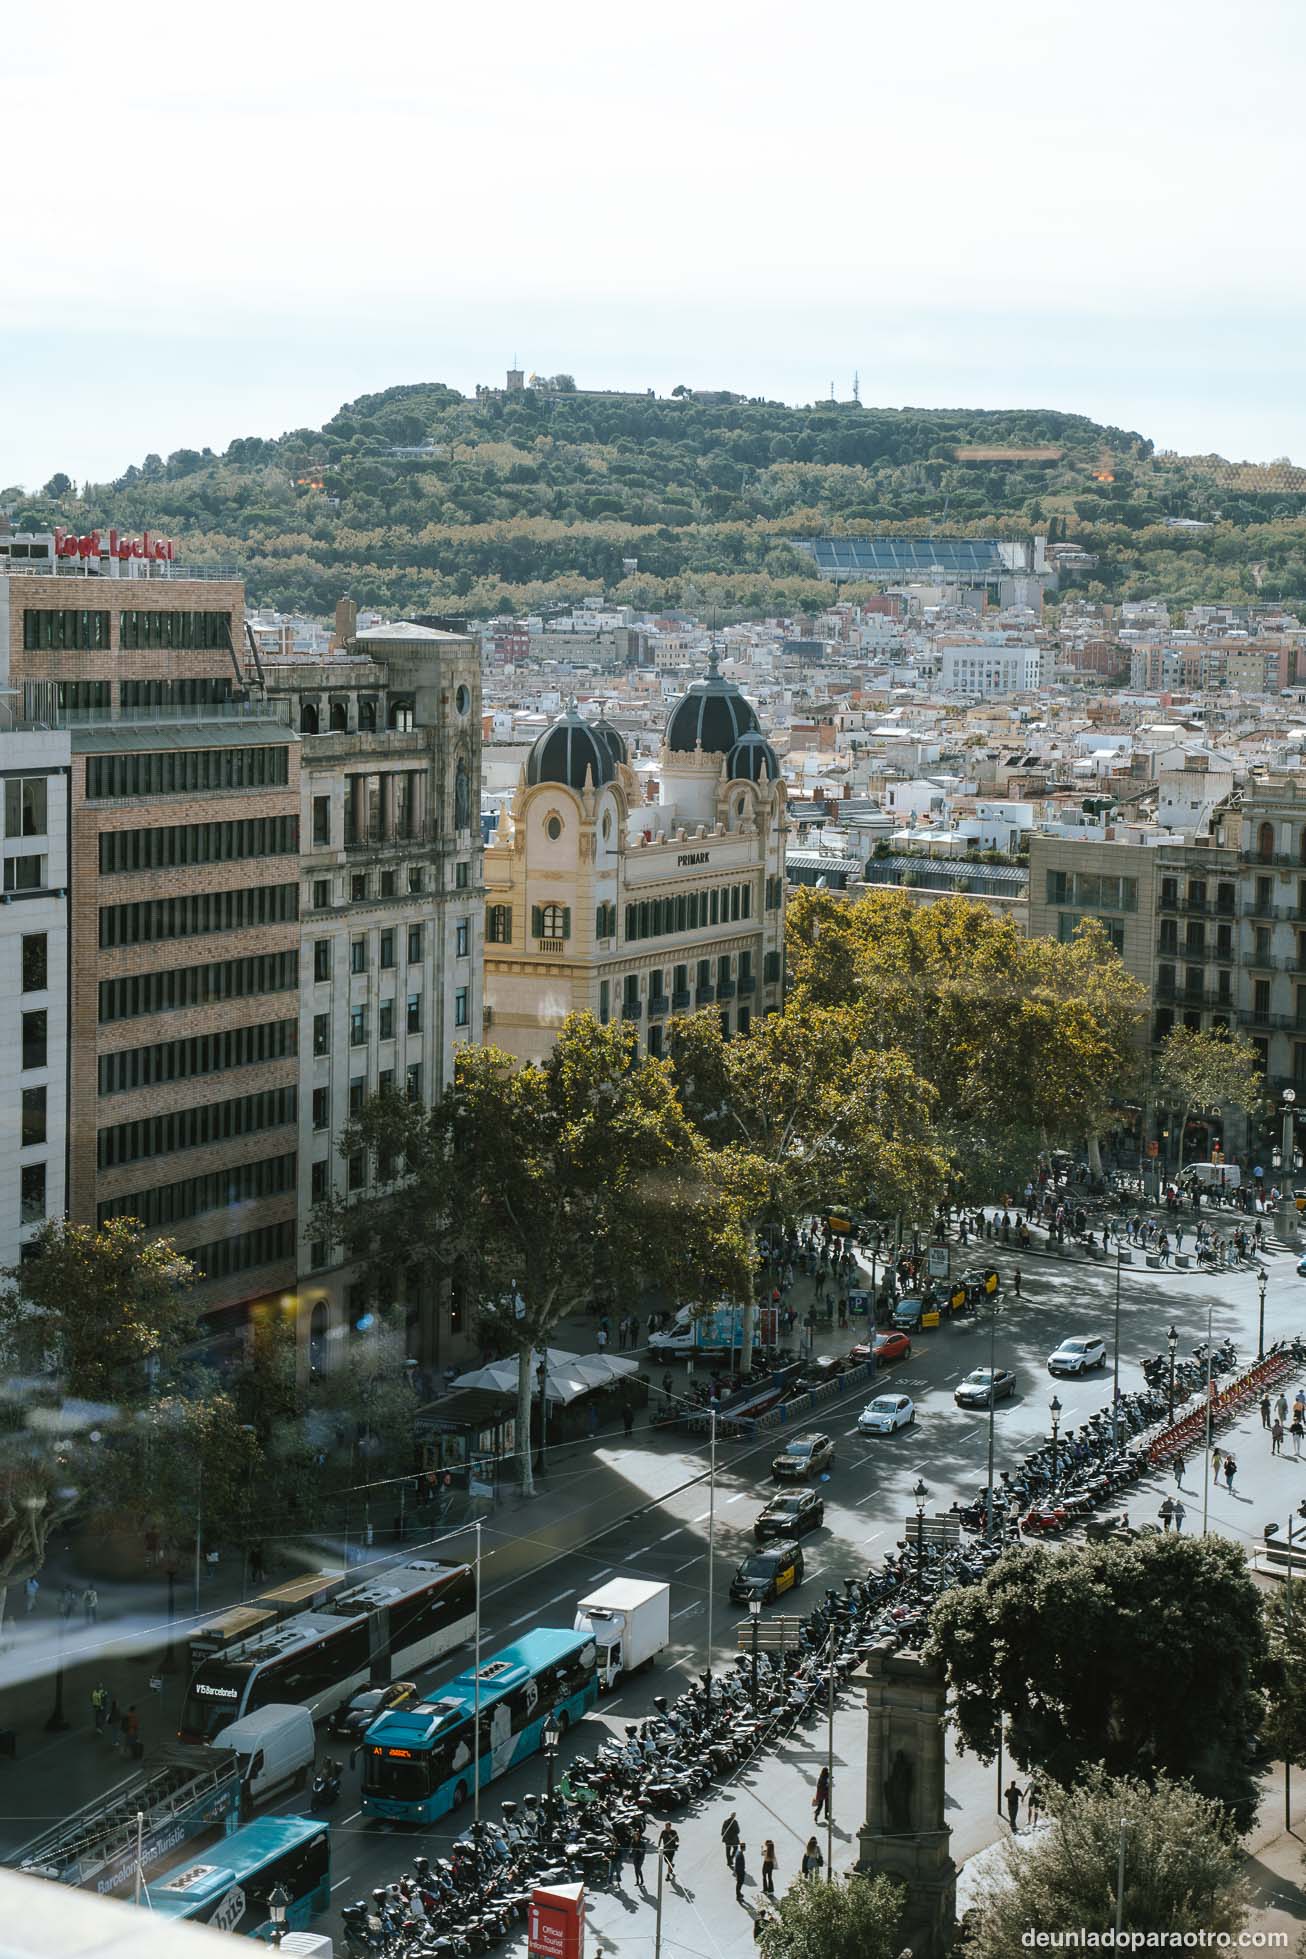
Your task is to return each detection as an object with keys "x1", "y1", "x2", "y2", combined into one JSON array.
[
  {"x1": 672, "y1": 1604, "x2": 701, "y2": 1620},
  {"x1": 506, "y1": 1609, "x2": 534, "y2": 1627},
  {"x1": 331, "y1": 1875, "x2": 355, "y2": 1891},
  {"x1": 544, "y1": 1591, "x2": 569, "y2": 1606},
  {"x1": 657, "y1": 1529, "x2": 681, "y2": 1543},
  {"x1": 342, "y1": 1809, "x2": 361, "y2": 1824},
  {"x1": 726, "y1": 1493, "x2": 747, "y2": 1504},
  {"x1": 694, "y1": 1510, "x2": 711, "y2": 1523},
  {"x1": 674, "y1": 1557, "x2": 698, "y2": 1573}
]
